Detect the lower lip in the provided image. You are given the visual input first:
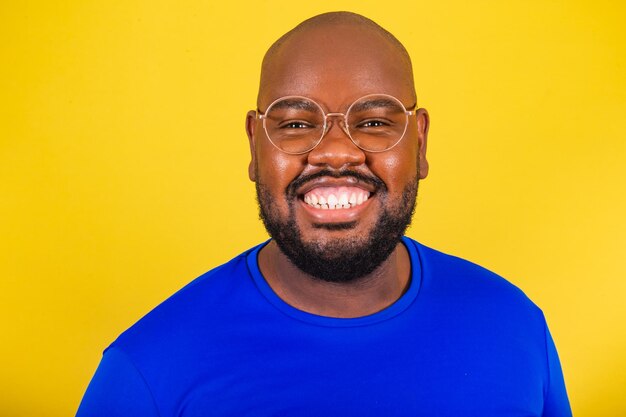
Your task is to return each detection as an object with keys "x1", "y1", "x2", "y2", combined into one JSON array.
[{"x1": 298, "y1": 196, "x2": 373, "y2": 224}]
